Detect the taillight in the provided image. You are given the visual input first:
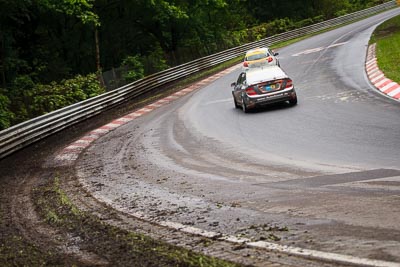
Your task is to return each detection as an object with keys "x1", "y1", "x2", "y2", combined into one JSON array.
[
  {"x1": 267, "y1": 57, "x2": 273, "y2": 63},
  {"x1": 243, "y1": 61, "x2": 249, "y2": 67},
  {"x1": 285, "y1": 79, "x2": 293, "y2": 88},
  {"x1": 246, "y1": 87, "x2": 257, "y2": 95}
]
